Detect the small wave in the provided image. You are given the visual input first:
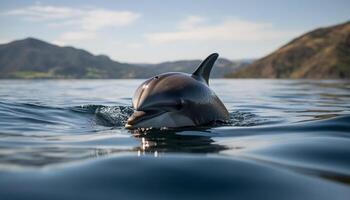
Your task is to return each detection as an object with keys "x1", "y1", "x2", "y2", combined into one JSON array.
[
  {"x1": 229, "y1": 111, "x2": 265, "y2": 126},
  {"x1": 70, "y1": 105, "x2": 134, "y2": 127},
  {"x1": 0, "y1": 100, "x2": 293, "y2": 132},
  {"x1": 72, "y1": 105, "x2": 265, "y2": 129},
  {"x1": 94, "y1": 106, "x2": 134, "y2": 126}
]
